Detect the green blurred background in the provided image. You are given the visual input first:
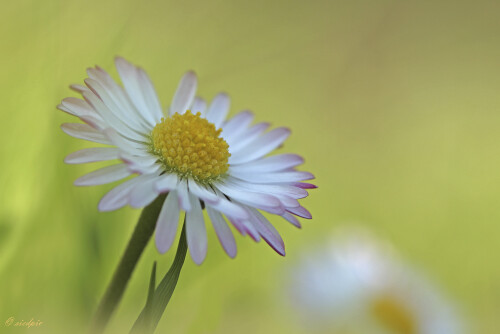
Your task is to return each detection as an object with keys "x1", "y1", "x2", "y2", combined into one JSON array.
[{"x1": 1, "y1": 0, "x2": 499, "y2": 333}]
